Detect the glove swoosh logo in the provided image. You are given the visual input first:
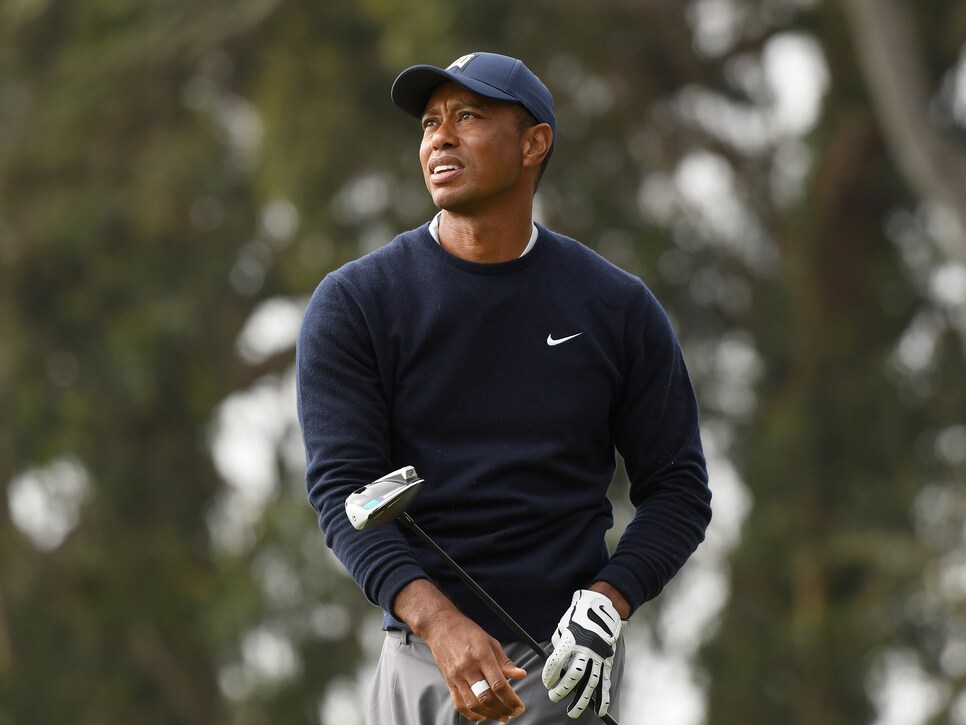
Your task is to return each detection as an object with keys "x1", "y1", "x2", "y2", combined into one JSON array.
[
  {"x1": 547, "y1": 332, "x2": 582, "y2": 346},
  {"x1": 588, "y1": 605, "x2": 617, "y2": 632}
]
